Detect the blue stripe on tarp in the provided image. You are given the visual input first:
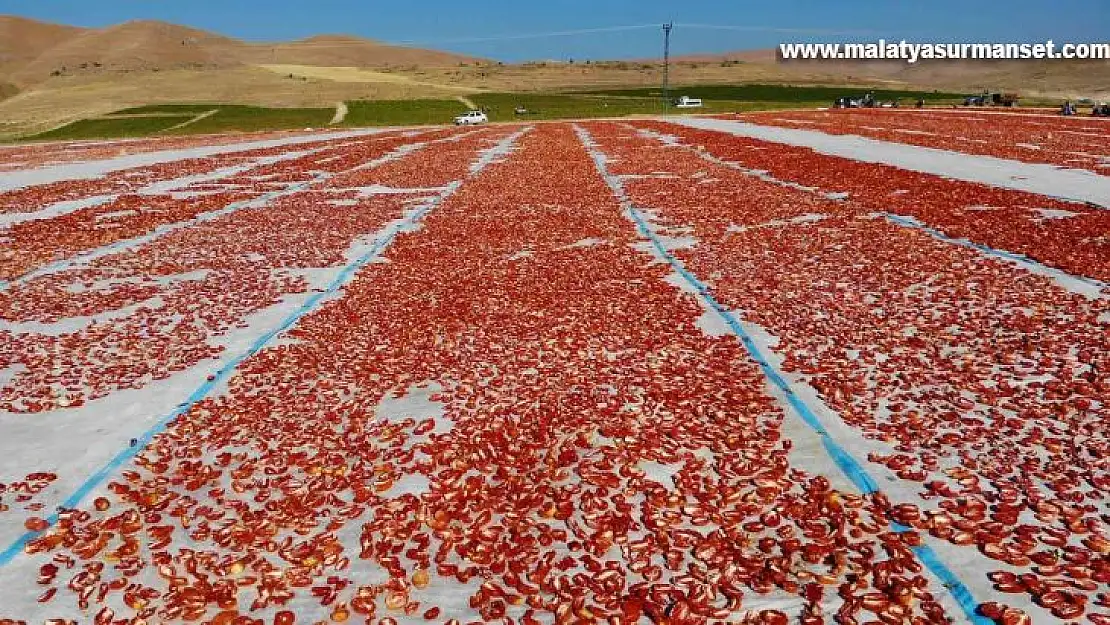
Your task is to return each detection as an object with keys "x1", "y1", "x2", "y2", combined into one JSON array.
[
  {"x1": 0, "y1": 205, "x2": 423, "y2": 566},
  {"x1": 882, "y1": 212, "x2": 1106, "y2": 295},
  {"x1": 0, "y1": 127, "x2": 528, "y2": 566},
  {"x1": 5, "y1": 181, "x2": 317, "y2": 290},
  {"x1": 624, "y1": 206, "x2": 992, "y2": 625}
]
